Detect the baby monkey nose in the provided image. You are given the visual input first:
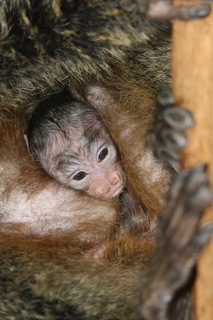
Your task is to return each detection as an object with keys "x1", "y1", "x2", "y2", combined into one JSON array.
[
  {"x1": 95, "y1": 171, "x2": 123, "y2": 197},
  {"x1": 110, "y1": 171, "x2": 121, "y2": 185},
  {"x1": 96, "y1": 185, "x2": 111, "y2": 197}
]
